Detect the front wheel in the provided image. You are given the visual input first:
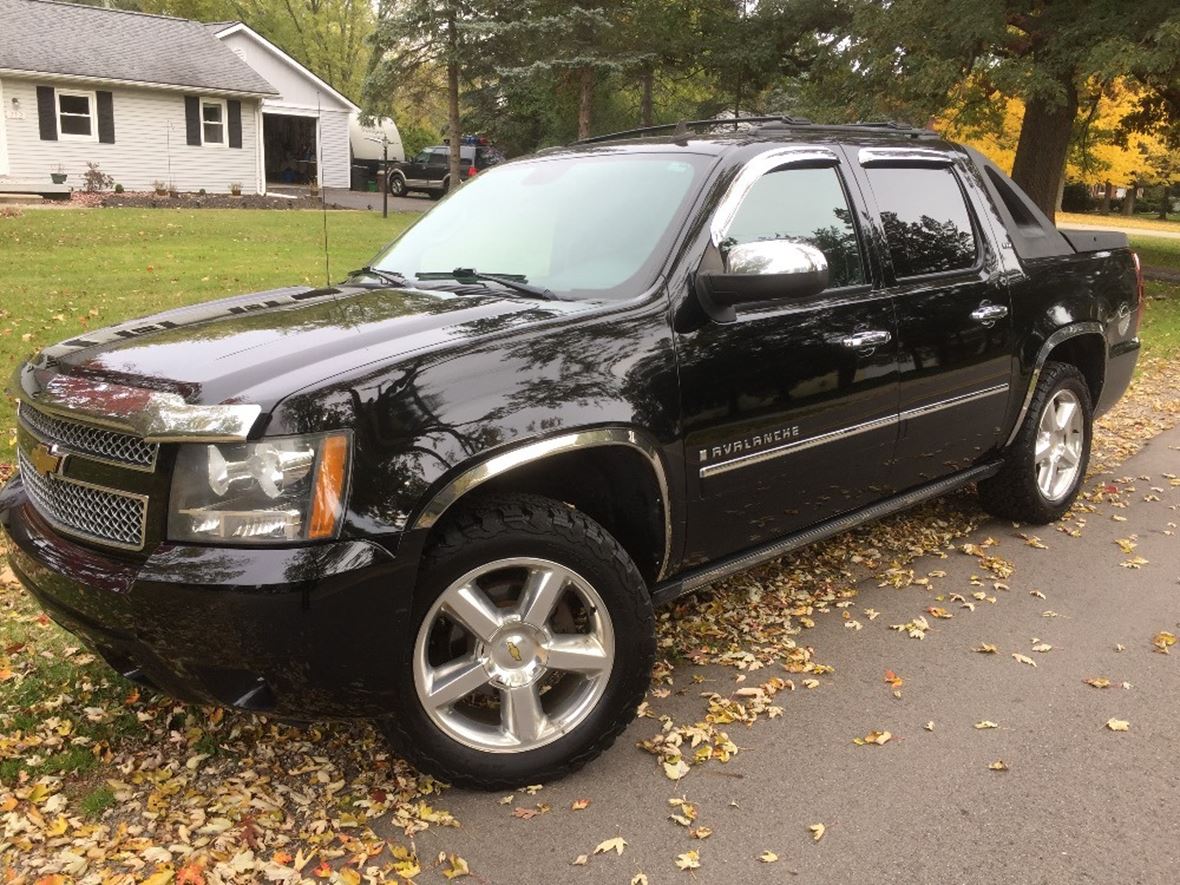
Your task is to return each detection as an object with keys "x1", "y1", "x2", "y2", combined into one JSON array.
[
  {"x1": 387, "y1": 174, "x2": 407, "y2": 196},
  {"x1": 381, "y1": 495, "x2": 655, "y2": 789},
  {"x1": 978, "y1": 361, "x2": 1093, "y2": 523}
]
